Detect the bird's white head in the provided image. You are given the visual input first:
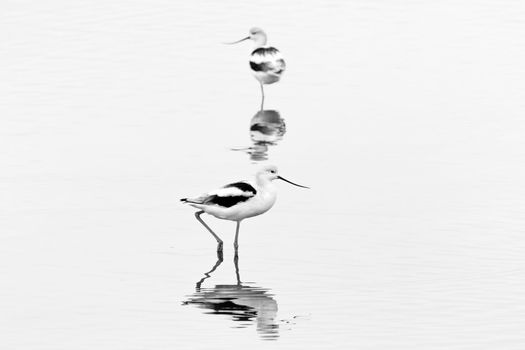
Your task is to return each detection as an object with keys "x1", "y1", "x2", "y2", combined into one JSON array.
[
  {"x1": 248, "y1": 27, "x2": 267, "y2": 47},
  {"x1": 225, "y1": 27, "x2": 268, "y2": 48},
  {"x1": 256, "y1": 165, "x2": 309, "y2": 188}
]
